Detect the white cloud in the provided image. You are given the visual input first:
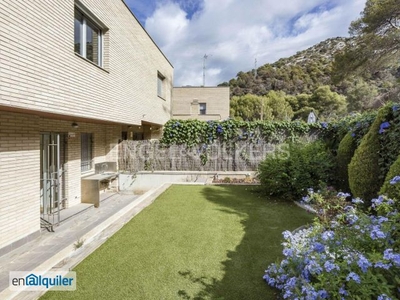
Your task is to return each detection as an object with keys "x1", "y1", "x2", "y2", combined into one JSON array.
[
  {"x1": 145, "y1": 2, "x2": 189, "y2": 47},
  {"x1": 143, "y1": 0, "x2": 367, "y2": 86}
]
